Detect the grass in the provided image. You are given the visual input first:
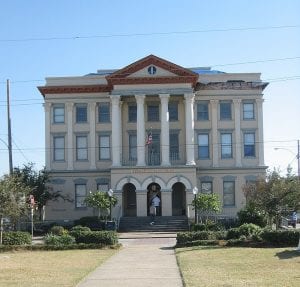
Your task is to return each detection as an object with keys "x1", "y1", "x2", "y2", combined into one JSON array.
[
  {"x1": 0, "y1": 248, "x2": 117, "y2": 287},
  {"x1": 176, "y1": 246, "x2": 300, "y2": 287}
]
